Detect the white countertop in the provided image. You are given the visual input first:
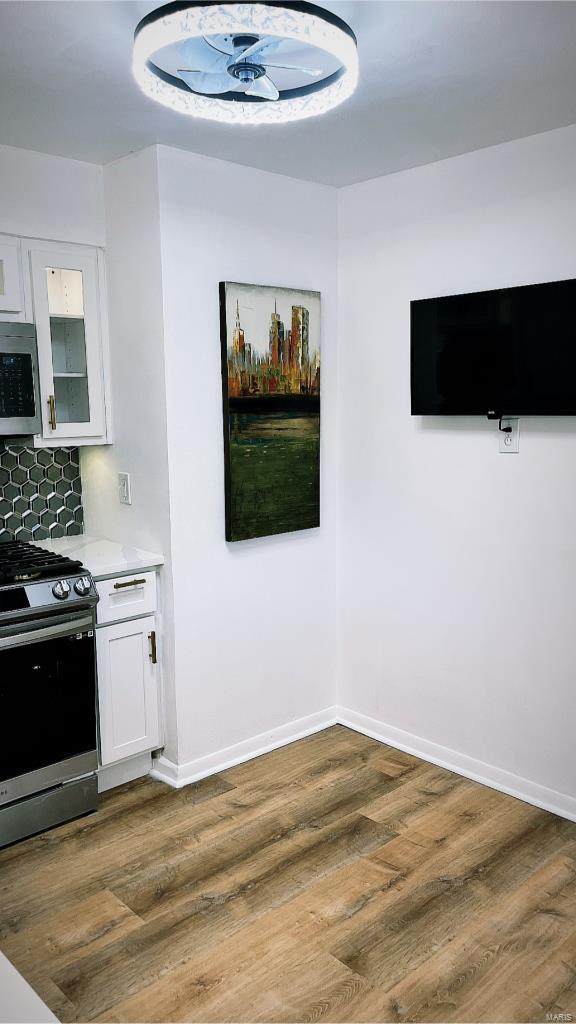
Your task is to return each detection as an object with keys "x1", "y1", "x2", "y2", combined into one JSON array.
[{"x1": 32, "y1": 534, "x2": 164, "y2": 580}]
